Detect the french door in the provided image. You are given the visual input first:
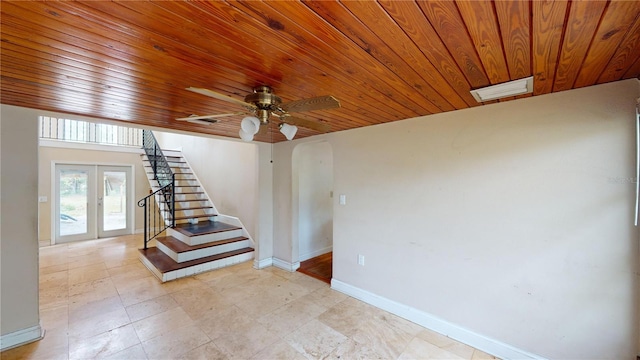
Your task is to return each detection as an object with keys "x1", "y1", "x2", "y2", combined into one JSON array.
[{"x1": 55, "y1": 164, "x2": 132, "y2": 243}]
